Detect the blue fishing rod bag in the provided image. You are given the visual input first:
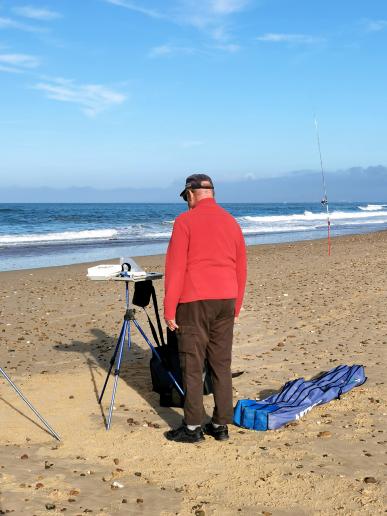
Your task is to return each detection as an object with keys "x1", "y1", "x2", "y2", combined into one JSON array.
[{"x1": 233, "y1": 364, "x2": 366, "y2": 431}]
